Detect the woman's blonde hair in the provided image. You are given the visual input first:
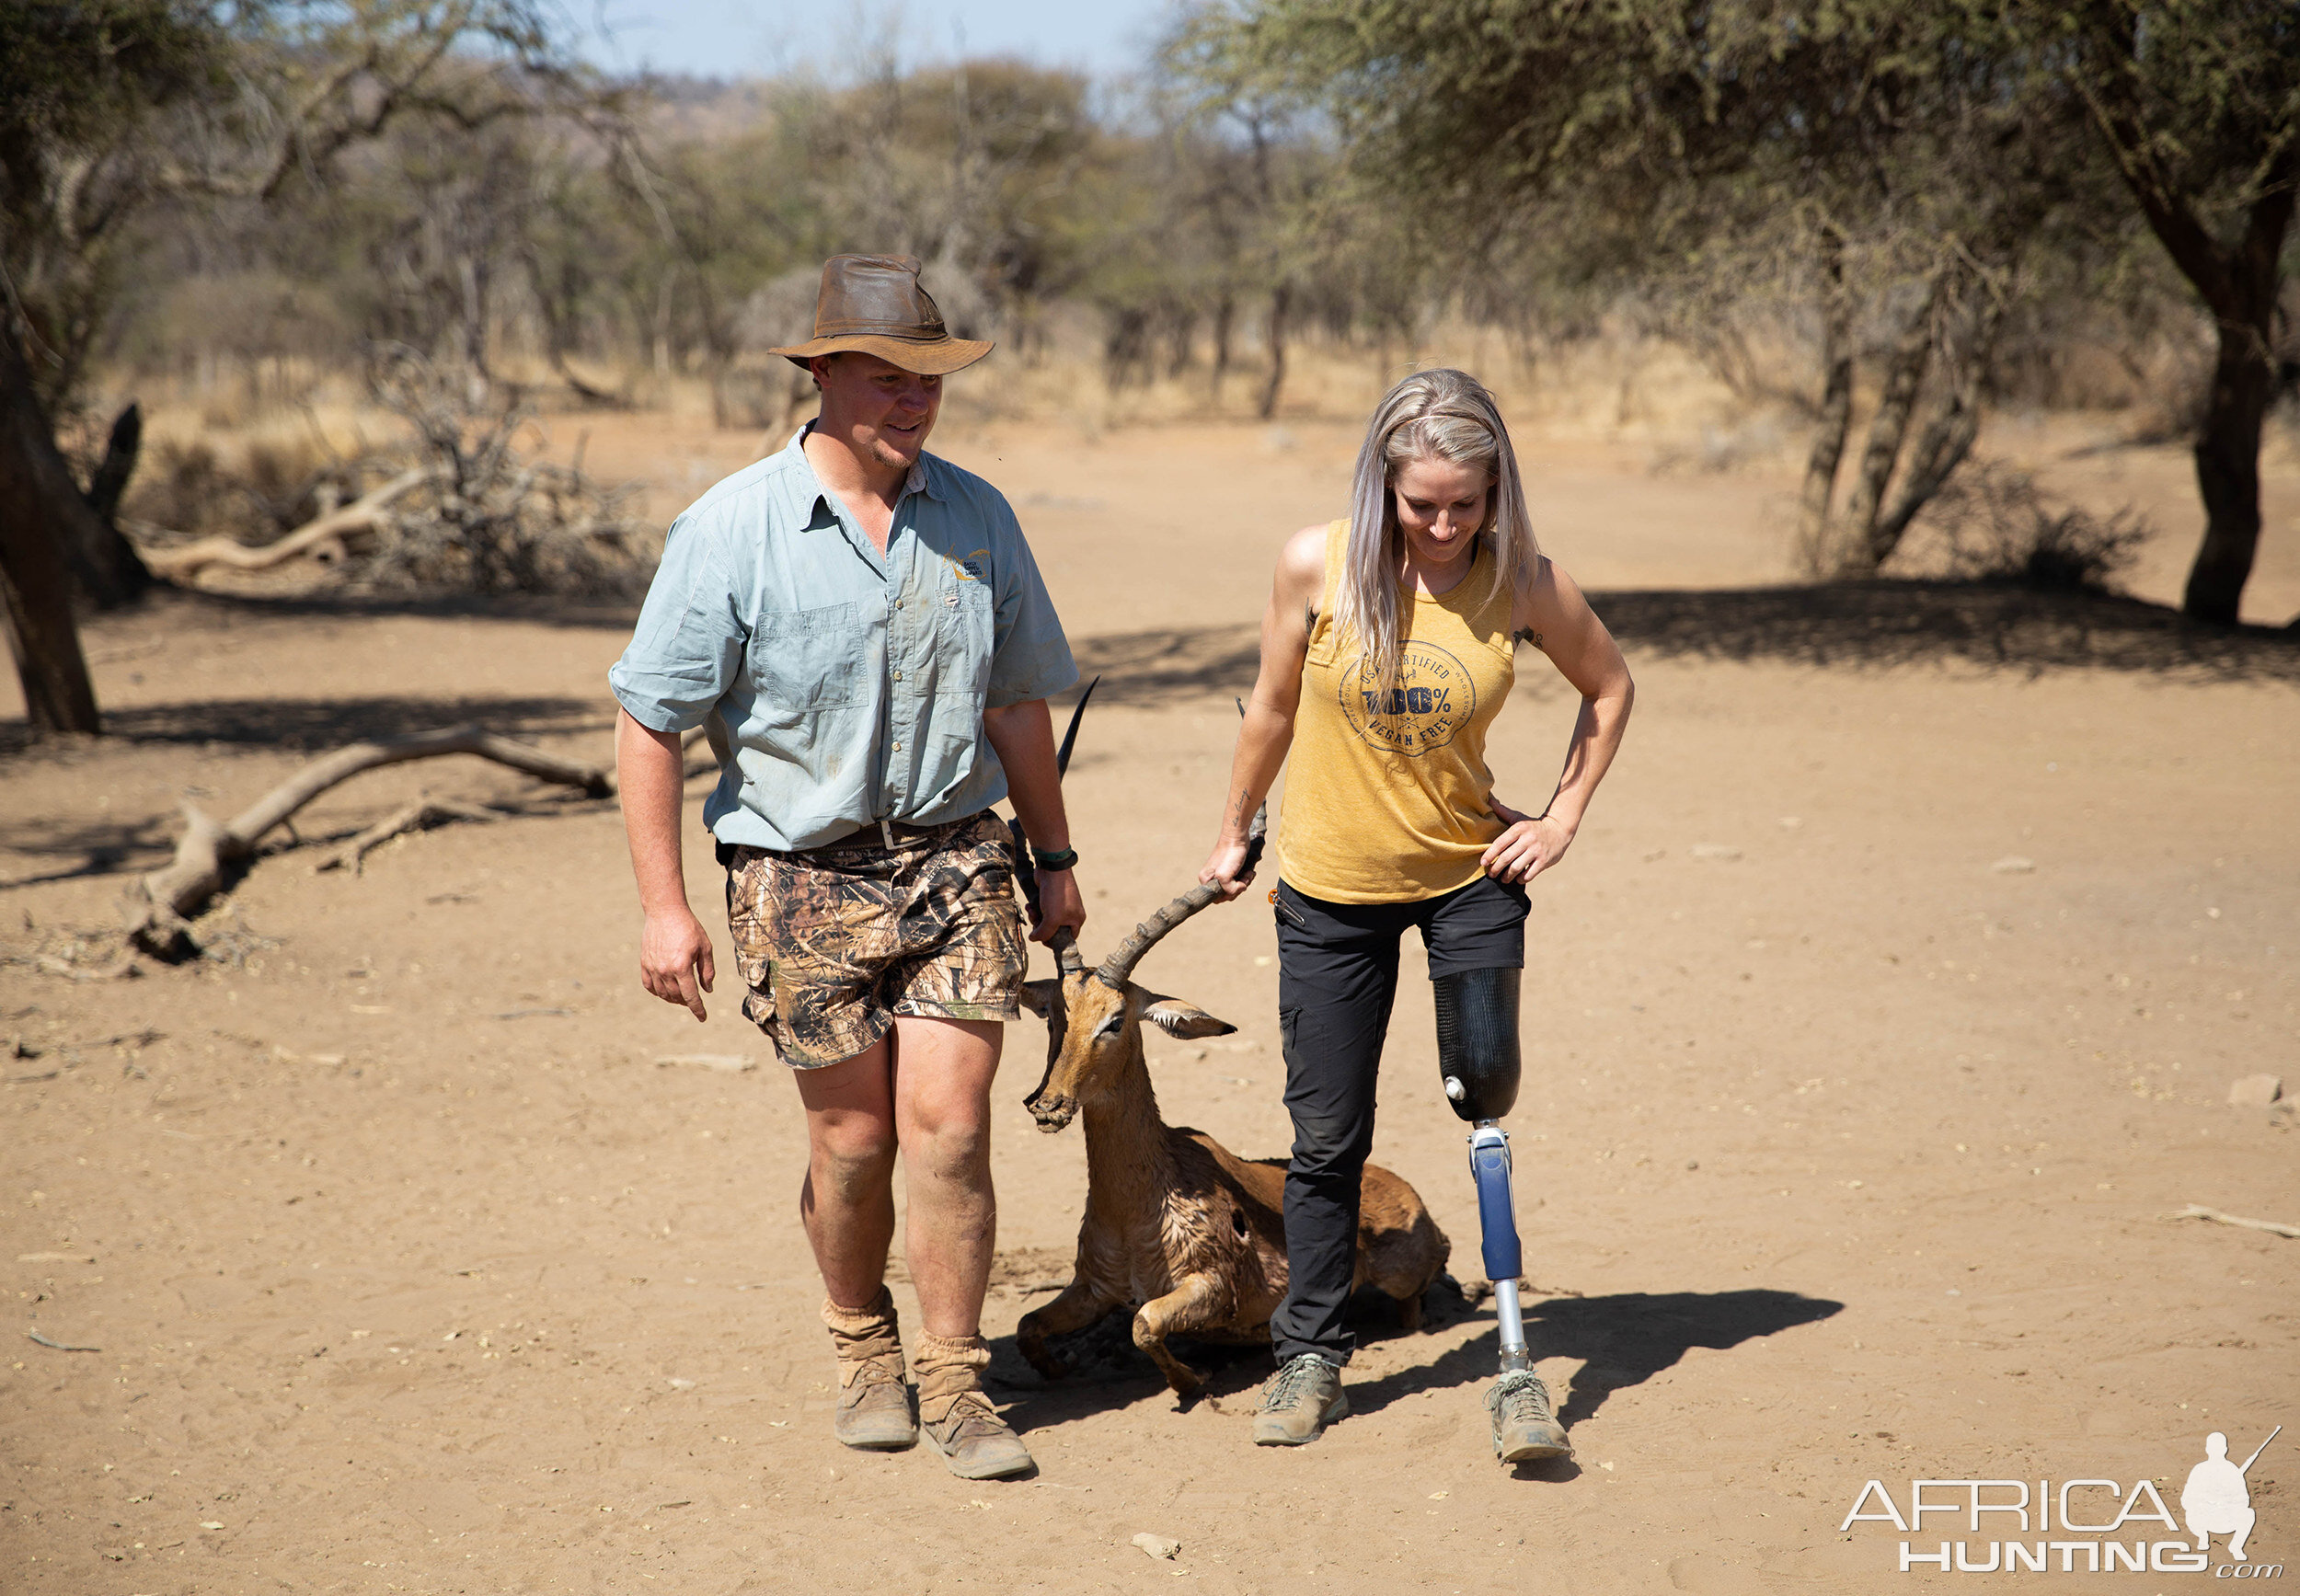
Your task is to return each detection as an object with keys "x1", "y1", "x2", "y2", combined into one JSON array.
[{"x1": 1332, "y1": 368, "x2": 1536, "y2": 688}]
